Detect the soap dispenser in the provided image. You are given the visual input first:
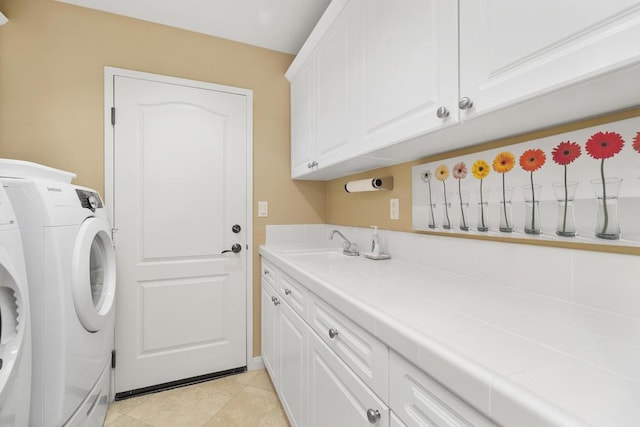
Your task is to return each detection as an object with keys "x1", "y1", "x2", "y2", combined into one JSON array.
[{"x1": 370, "y1": 226, "x2": 381, "y2": 257}]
